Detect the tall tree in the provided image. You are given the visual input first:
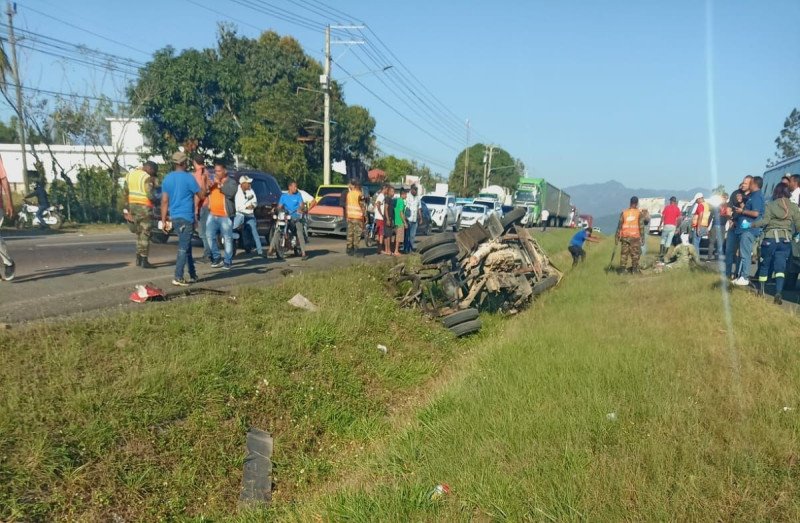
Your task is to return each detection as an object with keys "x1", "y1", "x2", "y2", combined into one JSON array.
[
  {"x1": 448, "y1": 144, "x2": 523, "y2": 196},
  {"x1": 768, "y1": 107, "x2": 800, "y2": 166}
]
